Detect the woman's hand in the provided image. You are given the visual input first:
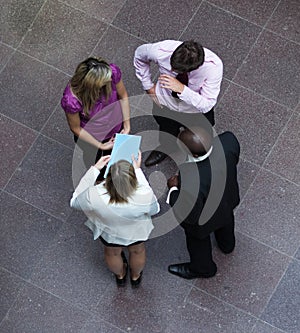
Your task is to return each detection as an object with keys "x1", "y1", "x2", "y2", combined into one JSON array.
[
  {"x1": 100, "y1": 137, "x2": 115, "y2": 150},
  {"x1": 132, "y1": 151, "x2": 142, "y2": 169},
  {"x1": 120, "y1": 126, "x2": 130, "y2": 135},
  {"x1": 94, "y1": 155, "x2": 111, "y2": 170}
]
